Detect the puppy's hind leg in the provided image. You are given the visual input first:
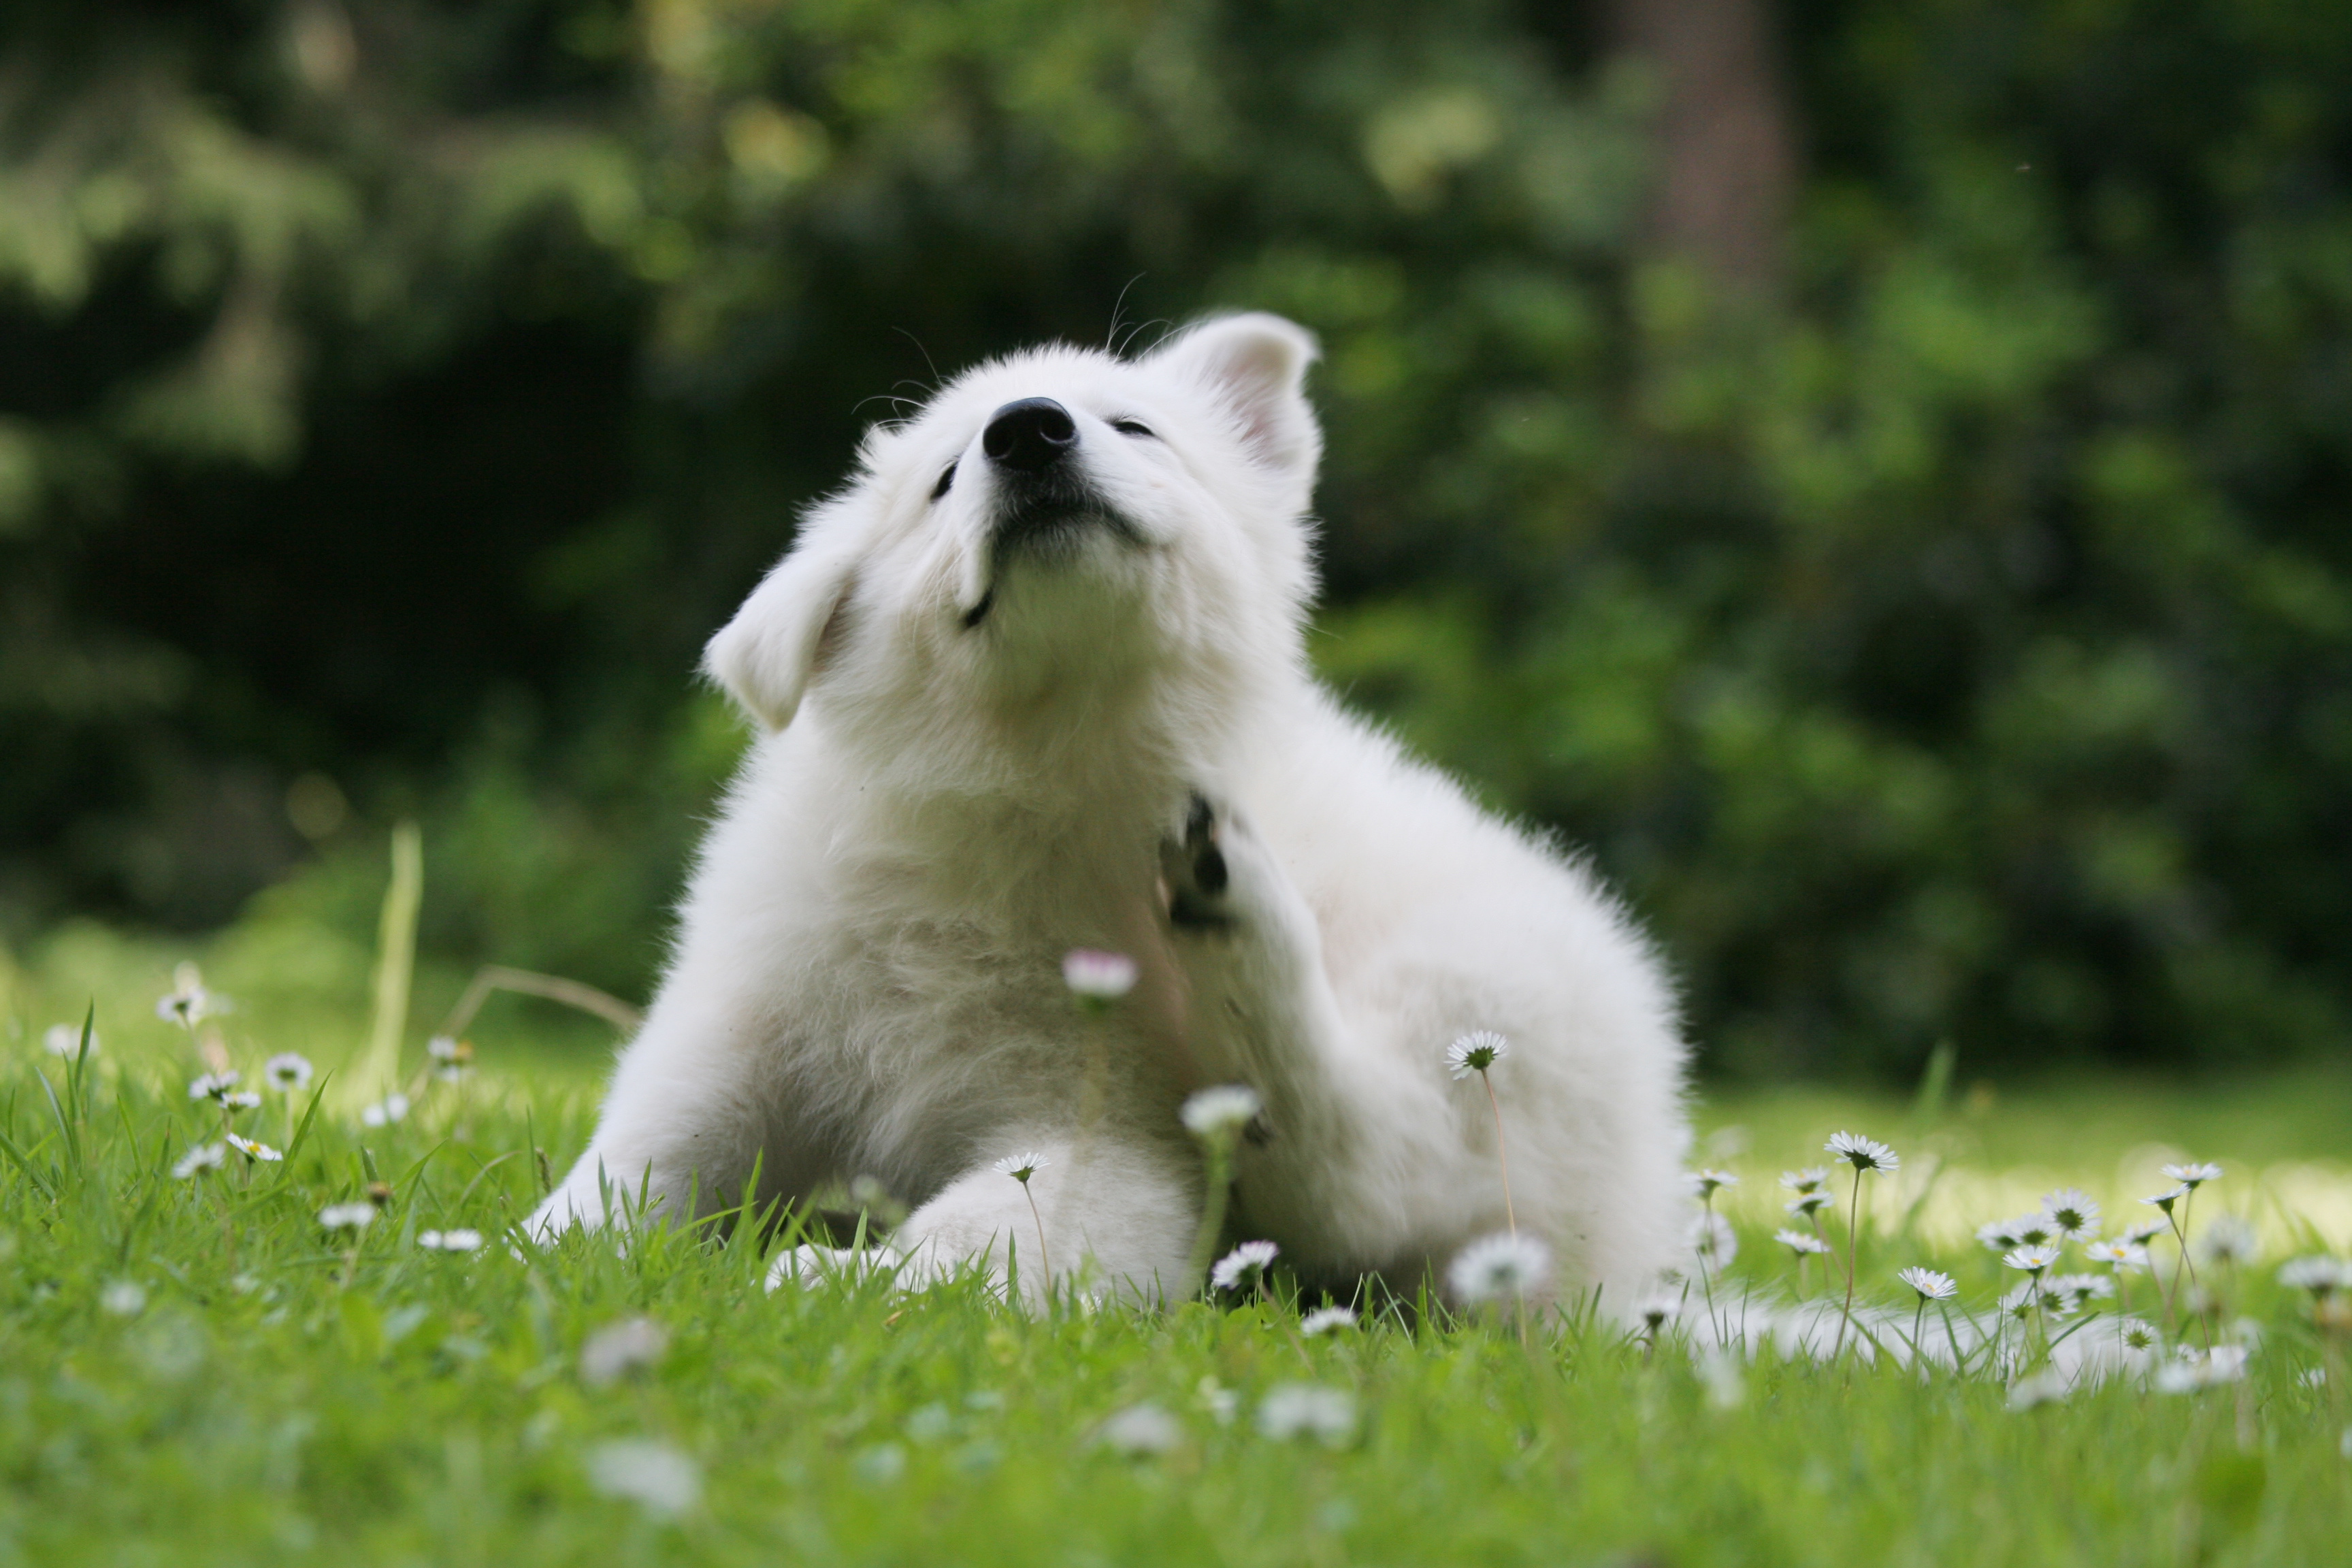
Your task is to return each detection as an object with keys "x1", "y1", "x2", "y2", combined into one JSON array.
[{"x1": 1160, "y1": 795, "x2": 1455, "y2": 1274}]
